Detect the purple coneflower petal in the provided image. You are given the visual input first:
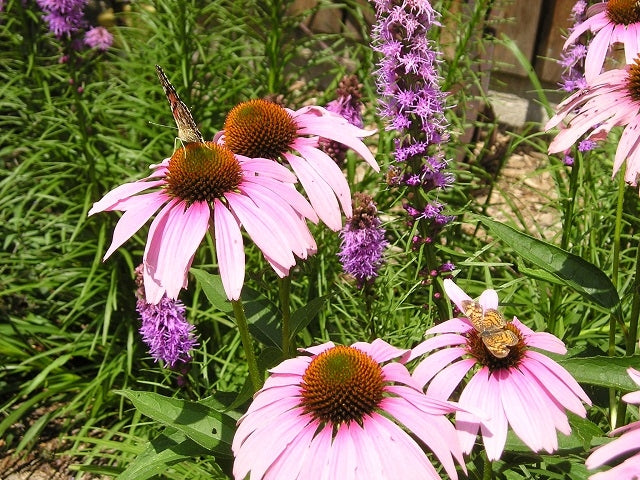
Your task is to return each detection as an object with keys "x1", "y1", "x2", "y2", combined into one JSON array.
[{"x1": 213, "y1": 199, "x2": 244, "y2": 301}]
